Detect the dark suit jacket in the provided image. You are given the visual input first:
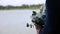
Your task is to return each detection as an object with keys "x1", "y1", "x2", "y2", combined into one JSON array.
[{"x1": 39, "y1": 0, "x2": 58, "y2": 34}]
